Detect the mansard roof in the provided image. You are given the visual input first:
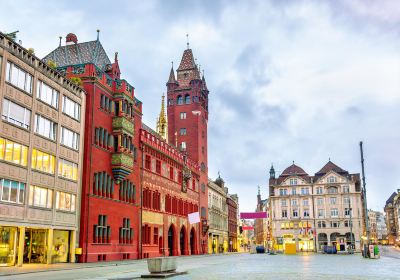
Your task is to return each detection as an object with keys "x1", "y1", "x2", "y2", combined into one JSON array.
[
  {"x1": 385, "y1": 192, "x2": 397, "y2": 206},
  {"x1": 281, "y1": 163, "x2": 308, "y2": 177},
  {"x1": 43, "y1": 39, "x2": 111, "y2": 71},
  {"x1": 315, "y1": 161, "x2": 348, "y2": 176}
]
